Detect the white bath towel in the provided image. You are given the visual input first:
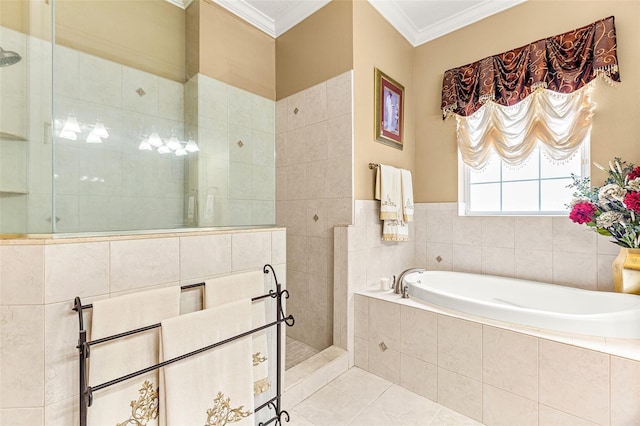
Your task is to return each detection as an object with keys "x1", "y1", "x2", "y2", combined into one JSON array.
[
  {"x1": 400, "y1": 168, "x2": 414, "y2": 222},
  {"x1": 375, "y1": 165, "x2": 409, "y2": 241},
  {"x1": 204, "y1": 270, "x2": 270, "y2": 395},
  {"x1": 375, "y1": 164, "x2": 401, "y2": 220},
  {"x1": 88, "y1": 286, "x2": 181, "y2": 426},
  {"x1": 160, "y1": 299, "x2": 254, "y2": 426}
]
